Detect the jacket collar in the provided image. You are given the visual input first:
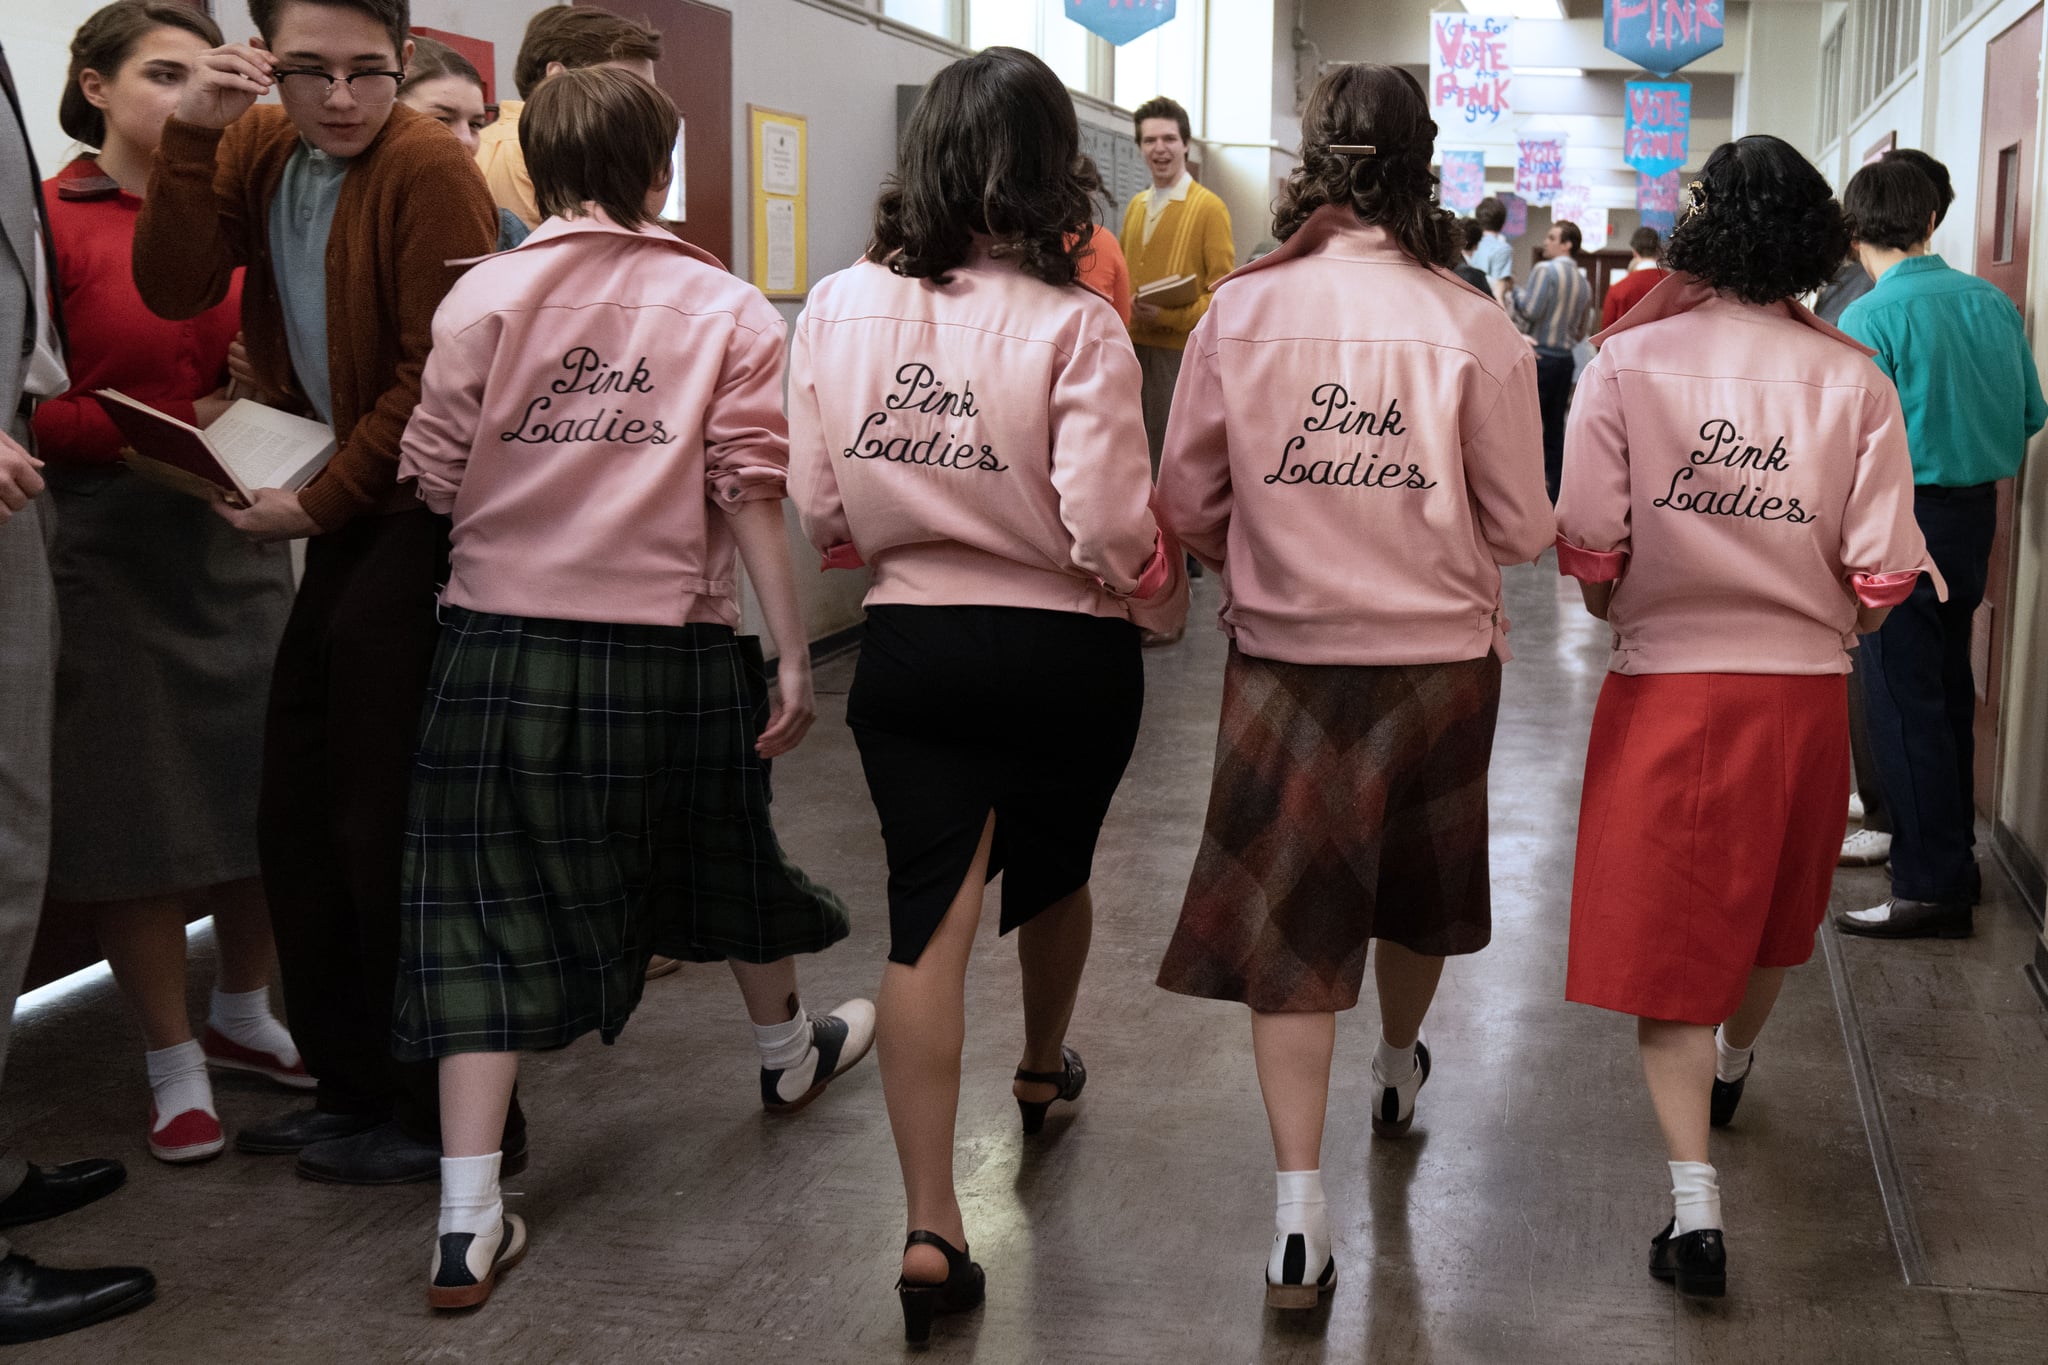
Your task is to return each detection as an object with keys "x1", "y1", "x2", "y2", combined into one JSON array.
[
  {"x1": 55, "y1": 155, "x2": 124, "y2": 203},
  {"x1": 1591, "y1": 271, "x2": 1876, "y2": 357},
  {"x1": 1216, "y1": 204, "x2": 1480, "y2": 295},
  {"x1": 455, "y1": 207, "x2": 726, "y2": 270},
  {"x1": 1871, "y1": 252, "x2": 1948, "y2": 292}
]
